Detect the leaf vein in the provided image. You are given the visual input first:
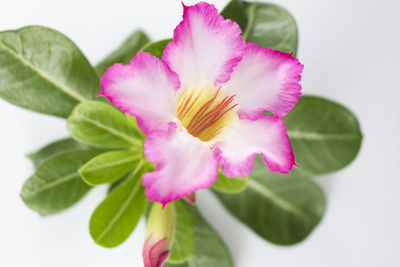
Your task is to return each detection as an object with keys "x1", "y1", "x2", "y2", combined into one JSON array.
[{"x1": 0, "y1": 40, "x2": 87, "y2": 102}]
